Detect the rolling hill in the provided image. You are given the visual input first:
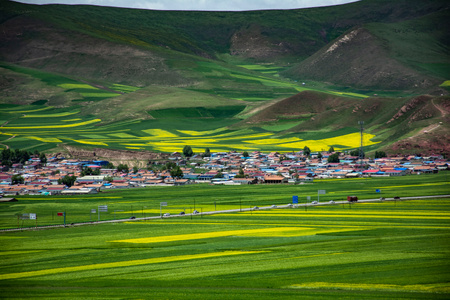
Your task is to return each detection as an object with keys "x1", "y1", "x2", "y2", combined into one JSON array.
[{"x1": 0, "y1": 0, "x2": 449, "y2": 156}]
